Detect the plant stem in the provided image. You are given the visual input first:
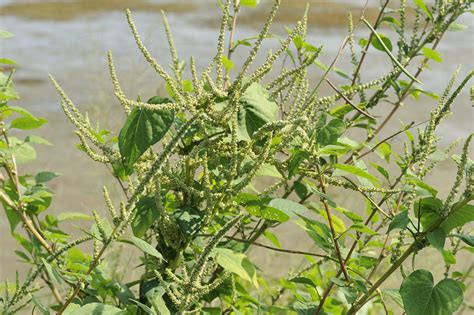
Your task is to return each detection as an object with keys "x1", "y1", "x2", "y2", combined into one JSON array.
[
  {"x1": 223, "y1": 235, "x2": 338, "y2": 262},
  {"x1": 227, "y1": 0, "x2": 240, "y2": 61},
  {"x1": 314, "y1": 163, "x2": 410, "y2": 314},
  {"x1": 345, "y1": 9, "x2": 459, "y2": 164},
  {"x1": 326, "y1": 78, "x2": 375, "y2": 120},
  {"x1": 58, "y1": 244, "x2": 108, "y2": 313},
  {"x1": 347, "y1": 194, "x2": 472, "y2": 314},
  {"x1": 350, "y1": 0, "x2": 390, "y2": 88},
  {"x1": 316, "y1": 164, "x2": 350, "y2": 281}
]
